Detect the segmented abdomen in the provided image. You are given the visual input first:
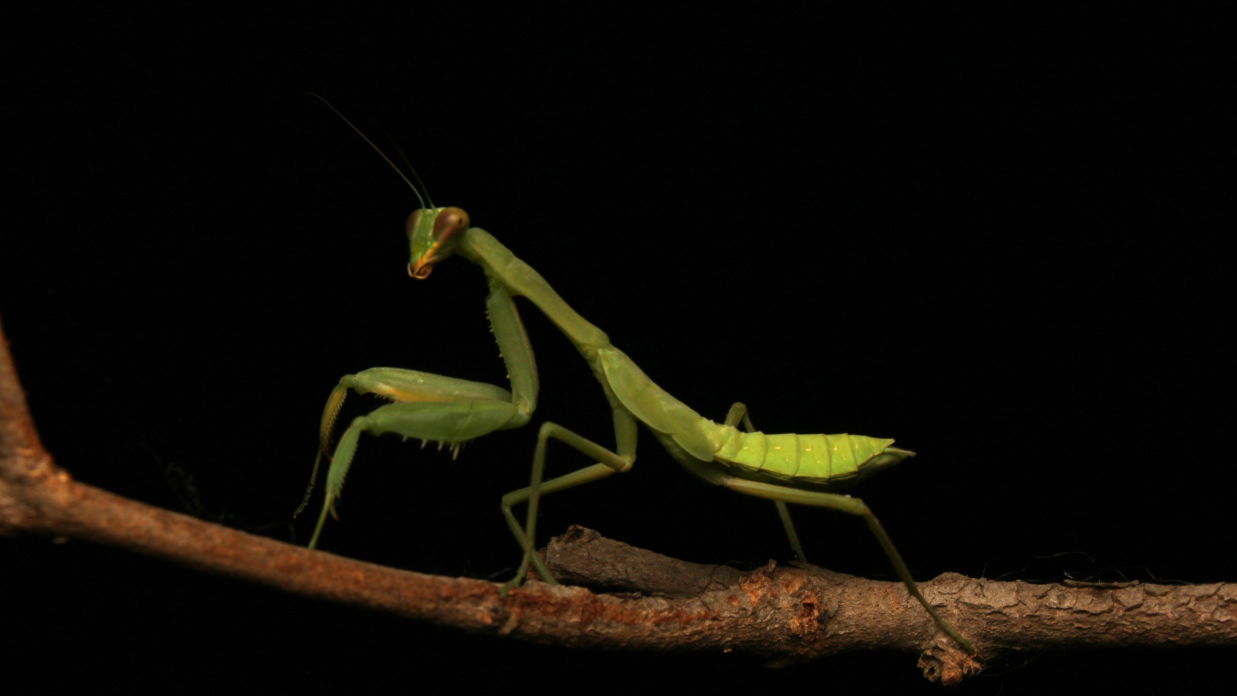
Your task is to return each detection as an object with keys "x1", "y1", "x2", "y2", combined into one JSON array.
[{"x1": 712, "y1": 425, "x2": 897, "y2": 485}]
